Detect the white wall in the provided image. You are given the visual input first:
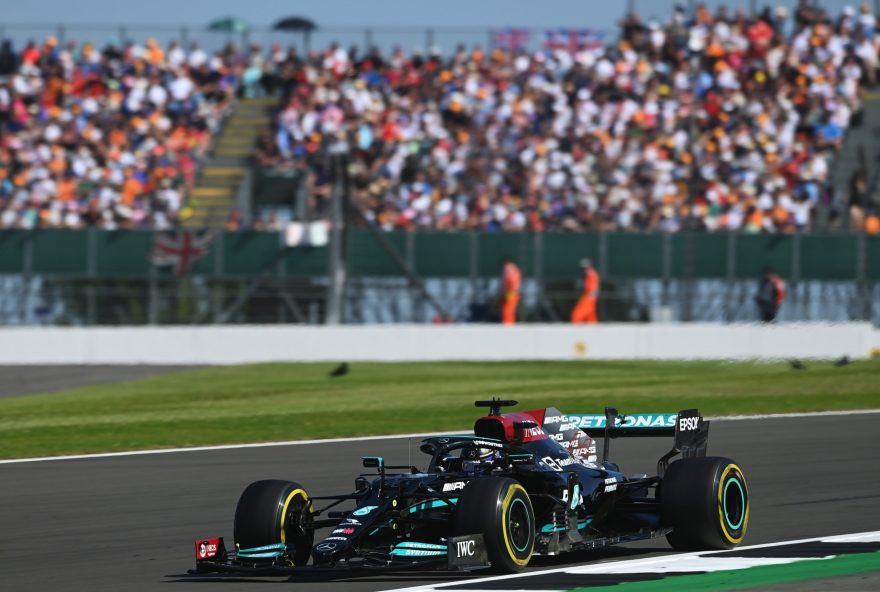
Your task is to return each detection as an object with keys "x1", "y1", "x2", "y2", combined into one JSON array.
[{"x1": 0, "y1": 323, "x2": 876, "y2": 365}]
